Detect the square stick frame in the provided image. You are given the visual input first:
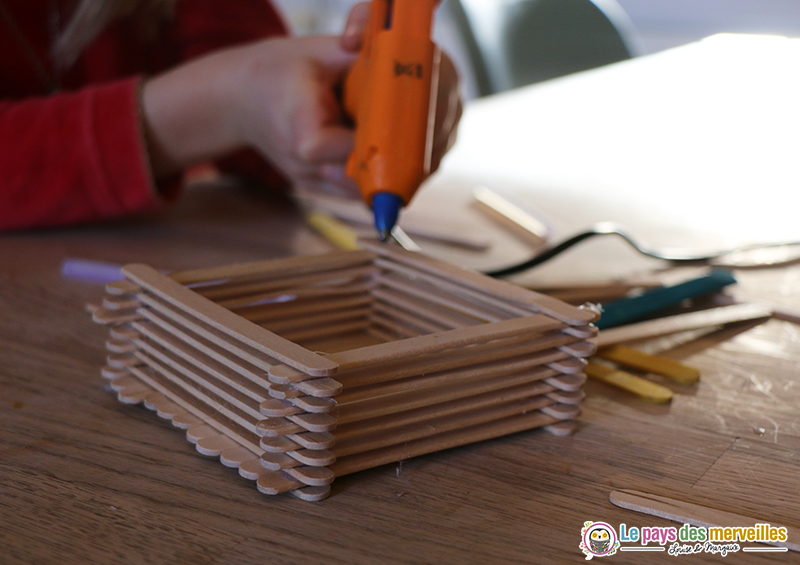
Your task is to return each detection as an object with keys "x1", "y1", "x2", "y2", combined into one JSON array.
[{"x1": 93, "y1": 242, "x2": 598, "y2": 501}]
